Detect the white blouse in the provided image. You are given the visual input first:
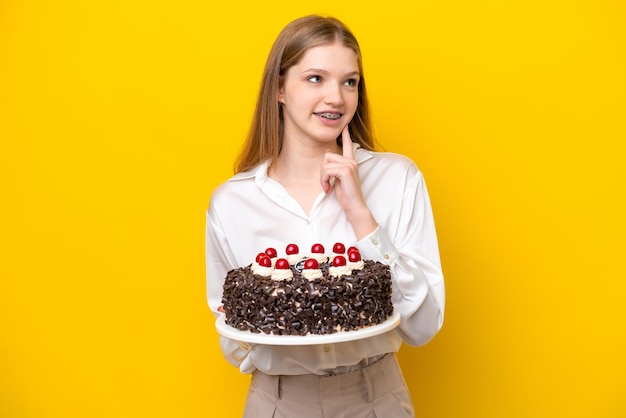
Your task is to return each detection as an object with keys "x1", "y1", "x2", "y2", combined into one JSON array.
[{"x1": 206, "y1": 144, "x2": 445, "y2": 375}]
